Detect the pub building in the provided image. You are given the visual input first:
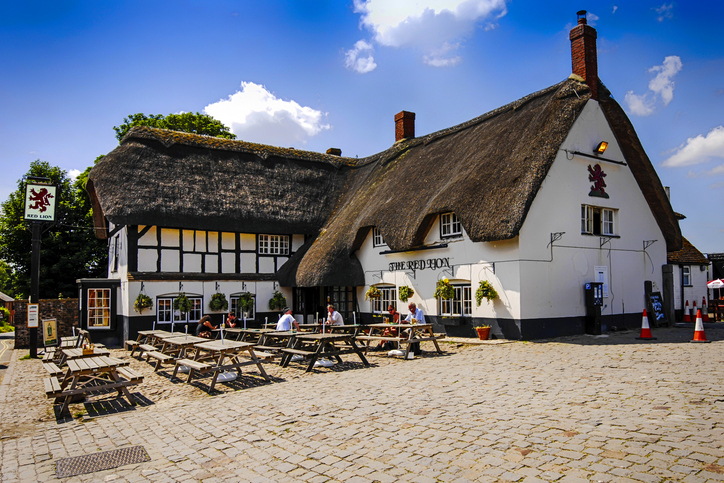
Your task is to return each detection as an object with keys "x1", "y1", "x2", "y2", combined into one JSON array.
[{"x1": 79, "y1": 13, "x2": 681, "y2": 347}]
